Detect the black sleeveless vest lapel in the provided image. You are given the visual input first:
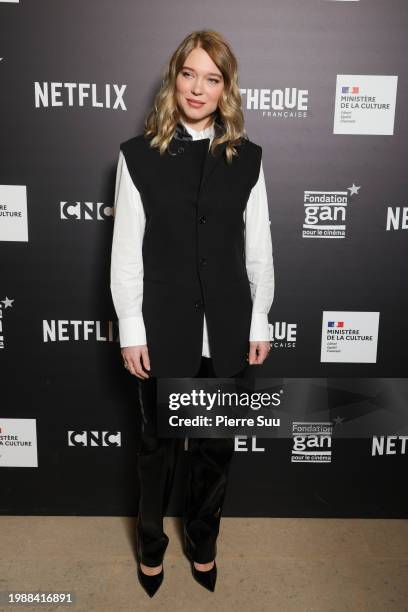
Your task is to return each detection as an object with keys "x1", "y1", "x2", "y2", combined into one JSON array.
[{"x1": 120, "y1": 124, "x2": 262, "y2": 377}]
